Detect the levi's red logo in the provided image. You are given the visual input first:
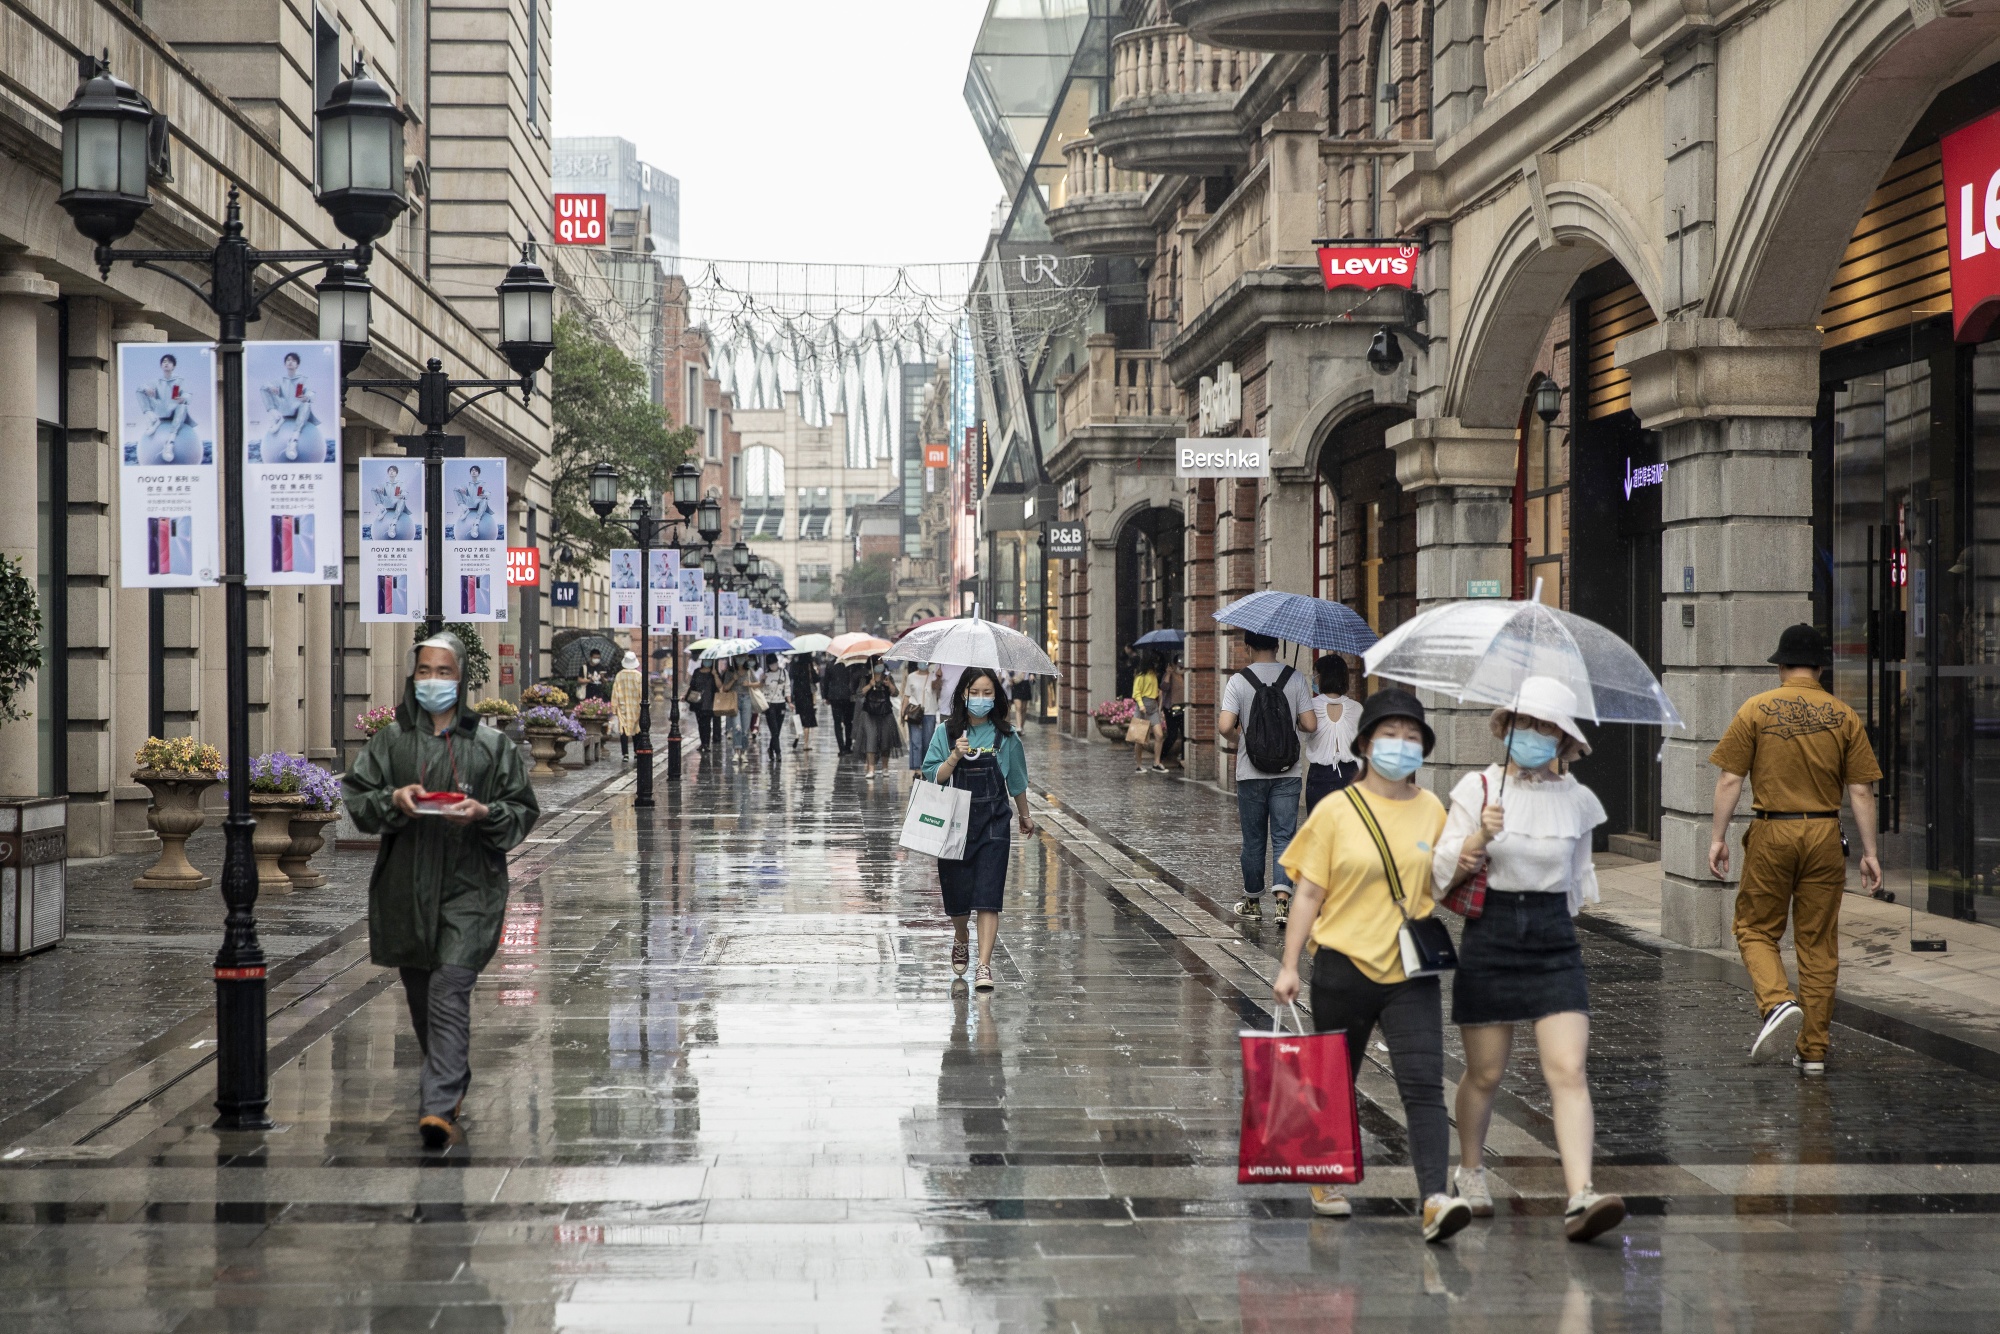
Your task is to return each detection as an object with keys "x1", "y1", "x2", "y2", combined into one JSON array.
[
  {"x1": 1317, "y1": 244, "x2": 1419, "y2": 291},
  {"x1": 1941, "y1": 112, "x2": 2000, "y2": 340}
]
